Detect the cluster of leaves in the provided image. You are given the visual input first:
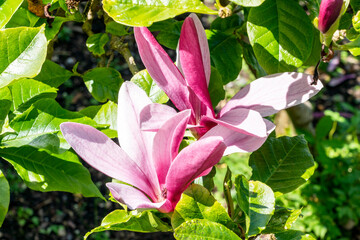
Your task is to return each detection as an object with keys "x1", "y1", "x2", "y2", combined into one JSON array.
[
  {"x1": 278, "y1": 108, "x2": 360, "y2": 239},
  {"x1": 0, "y1": 0, "x2": 359, "y2": 239}
]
